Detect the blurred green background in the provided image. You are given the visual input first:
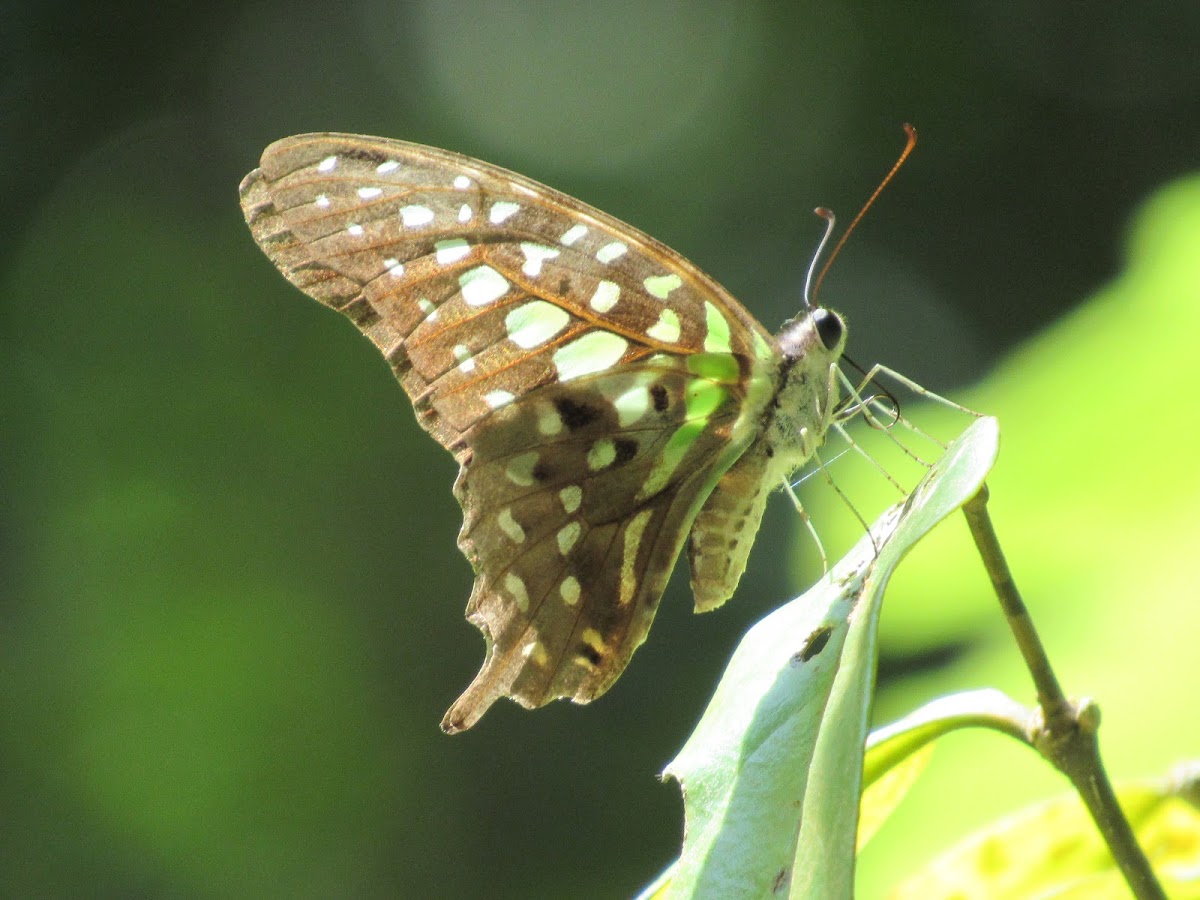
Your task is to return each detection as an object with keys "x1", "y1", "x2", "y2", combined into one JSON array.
[{"x1": 4, "y1": 2, "x2": 1199, "y2": 897}]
